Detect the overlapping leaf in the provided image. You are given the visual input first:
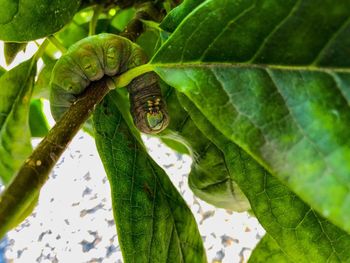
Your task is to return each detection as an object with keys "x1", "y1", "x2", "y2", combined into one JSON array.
[
  {"x1": 0, "y1": 59, "x2": 36, "y2": 184},
  {"x1": 151, "y1": 0, "x2": 350, "y2": 233},
  {"x1": 93, "y1": 91, "x2": 207, "y2": 262},
  {"x1": 178, "y1": 94, "x2": 350, "y2": 262},
  {"x1": 0, "y1": 0, "x2": 81, "y2": 41},
  {"x1": 161, "y1": 88, "x2": 250, "y2": 211}
]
